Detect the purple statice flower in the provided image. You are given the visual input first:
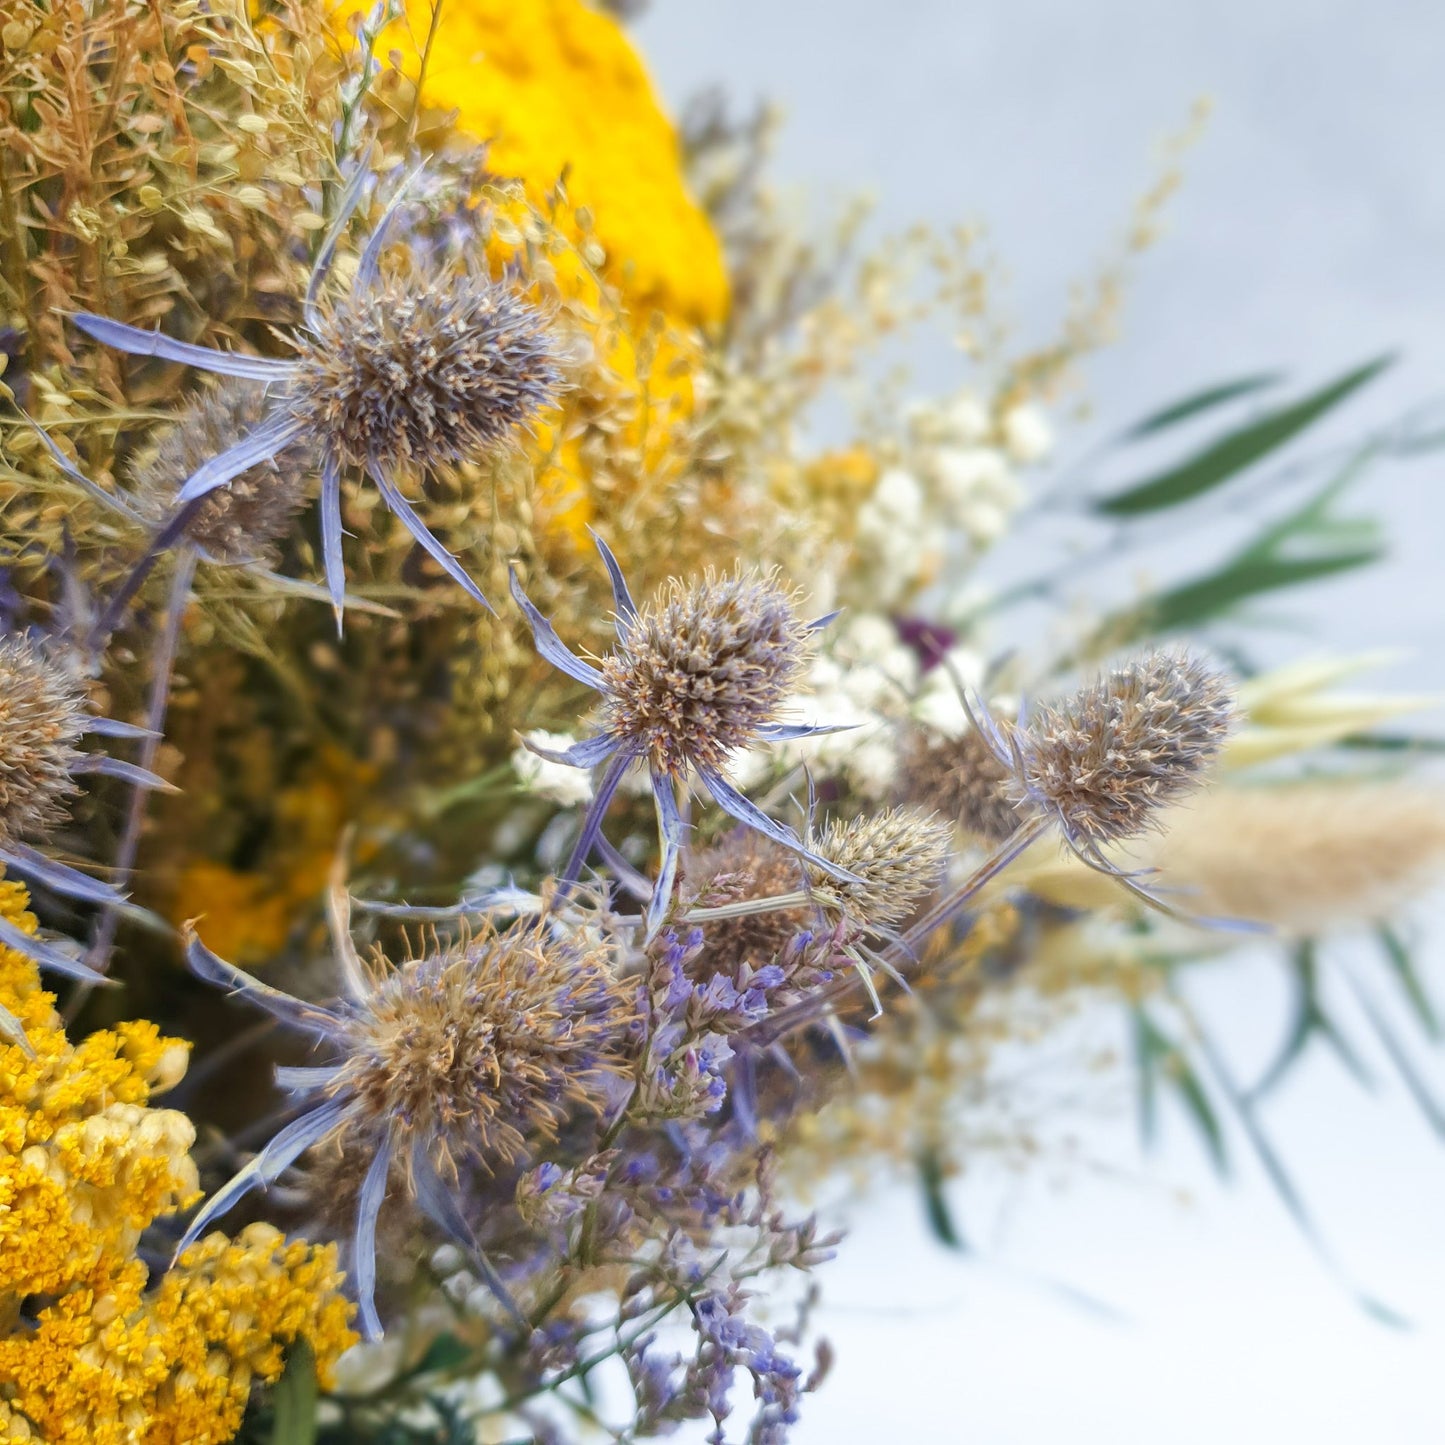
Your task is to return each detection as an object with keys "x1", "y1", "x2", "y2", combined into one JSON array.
[
  {"x1": 627, "y1": 1286, "x2": 813, "y2": 1444},
  {"x1": 510, "y1": 532, "x2": 861, "y2": 937},
  {"x1": 71, "y1": 165, "x2": 559, "y2": 632},
  {"x1": 177, "y1": 893, "x2": 632, "y2": 1339}
]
